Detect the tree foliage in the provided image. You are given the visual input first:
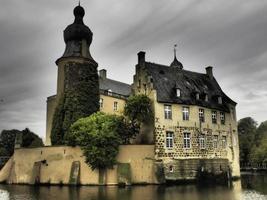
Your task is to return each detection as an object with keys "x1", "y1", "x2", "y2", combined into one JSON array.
[
  {"x1": 238, "y1": 117, "x2": 257, "y2": 164},
  {"x1": 0, "y1": 128, "x2": 44, "y2": 156},
  {"x1": 124, "y1": 94, "x2": 153, "y2": 139},
  {"x1": 65, "y1": 112, "x2": 133, "y2": 170},
  {"x1": 238, "y1": 118, "x2": 267, "y2": 165}
]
